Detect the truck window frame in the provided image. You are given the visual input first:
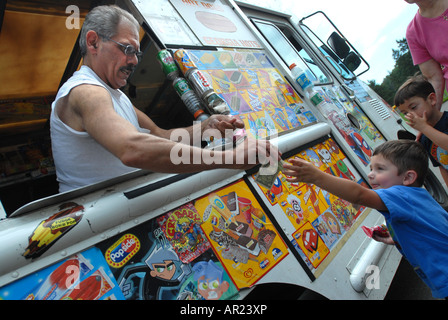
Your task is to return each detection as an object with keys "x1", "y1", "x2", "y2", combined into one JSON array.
[{"x1": 251, "y1": 19, "x2": 331, "y2": 86}]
